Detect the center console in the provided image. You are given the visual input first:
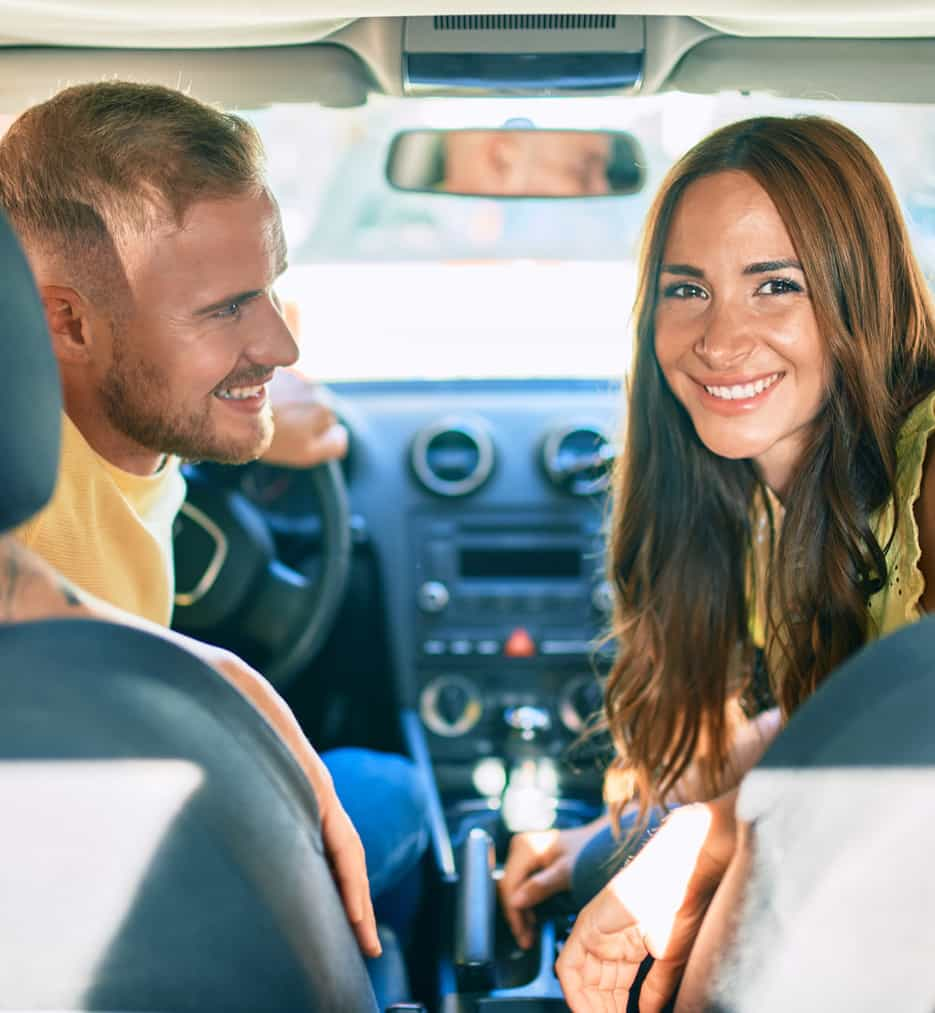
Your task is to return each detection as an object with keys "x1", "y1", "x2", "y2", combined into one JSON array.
[{"x1": 406, "y1": 507, "x2": 612, "y2": 879}]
